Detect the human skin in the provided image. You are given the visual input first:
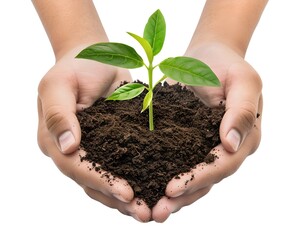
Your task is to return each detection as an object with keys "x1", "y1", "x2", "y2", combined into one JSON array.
[
  {"x1": 33, "y1": 0, "x2": 151, "y2": 222},
  {"x1": 152, "y1": 43, "x2": 263, "y2": 222},
  {"x1": 152, "y1": 0, "x2": 267, "y2": 222},
  {"x1": 32, "y1": 0, "x2": 267, "y2": 222}
]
